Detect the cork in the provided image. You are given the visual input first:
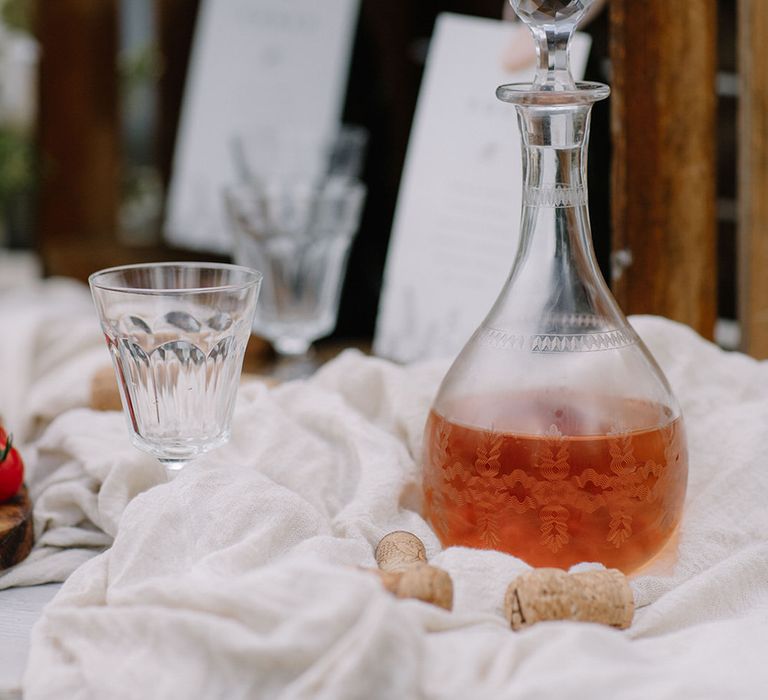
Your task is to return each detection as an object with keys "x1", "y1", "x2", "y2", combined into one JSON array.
[
  {"x1": 369, "y1": 531, "x2": 452, "y2": 609},
  {"x1": 89, "y1": 365, "x2": 122, "y2": 412},
  {"x1": 375, "y1": 531, "x2": 427, "y2": 572},
  {"x1": 504, "y1": 568, "x2": 634, "y2": 630},
  {"x1": 89, "y1": 360, "x2": 278, "y2": 414},
  {"x1": 373, "y1": 564, "x2": 453, "y2": 611}
]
